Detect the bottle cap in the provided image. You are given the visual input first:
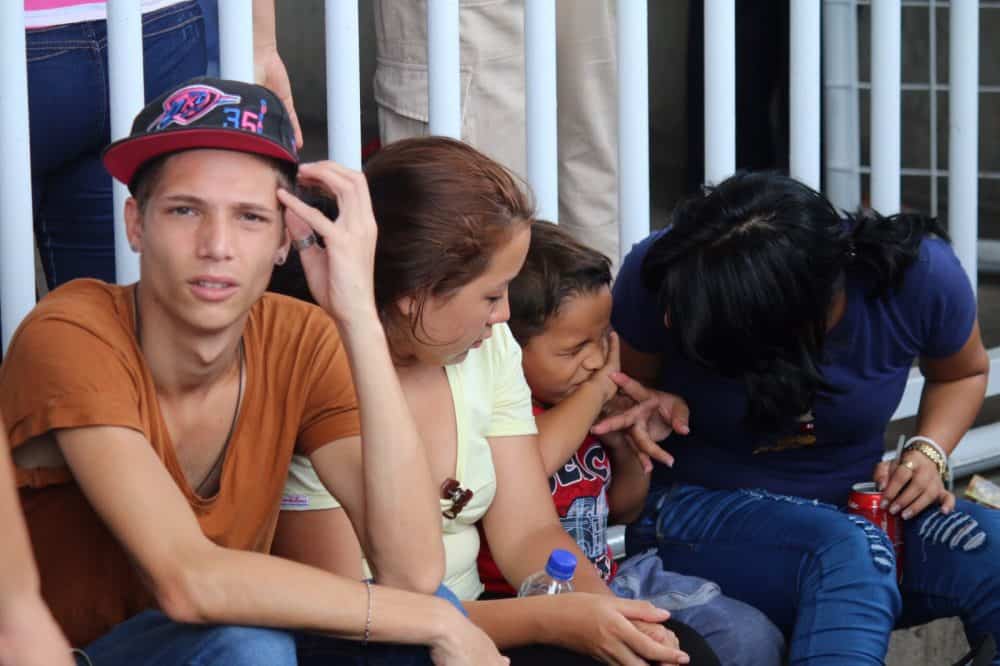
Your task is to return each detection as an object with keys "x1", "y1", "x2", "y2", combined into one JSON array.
[{"x1": 544, "y1": 549, "x2": 577, "y2": 581}]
